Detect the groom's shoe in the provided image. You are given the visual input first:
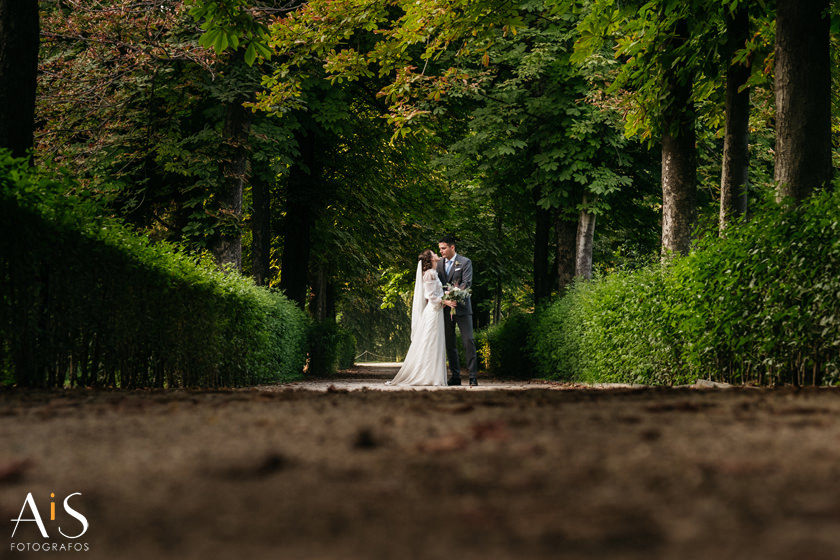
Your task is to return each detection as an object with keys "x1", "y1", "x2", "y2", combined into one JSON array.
[
  {"x1": 469, "y1": 378, "x2": 478, "y2": 387},
  {"x1": 448, "y1": 377, "x2": 462, "y2": 386}
]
